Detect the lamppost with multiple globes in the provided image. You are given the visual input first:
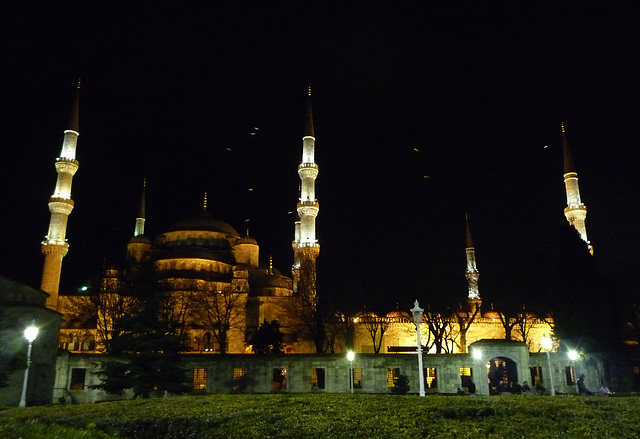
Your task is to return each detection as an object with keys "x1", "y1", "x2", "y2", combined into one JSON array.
[
  {"x1": 346, "y1": 350, "x2": 355, "y2": 393},
  {"x1": 19, "y1": 321, "x2": 39, "y2": 408},
  {"x1": 410, "y1": 300, "x2": 425, "y2": 397},
  {"x1": 540, "y1": 335, "x2": 555, "y2": 396}
]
